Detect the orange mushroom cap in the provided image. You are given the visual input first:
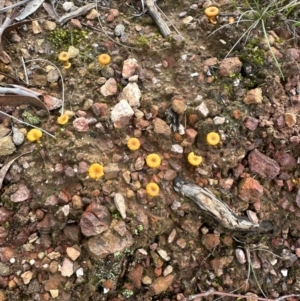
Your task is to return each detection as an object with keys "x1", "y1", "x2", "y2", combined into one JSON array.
[
  {"x1": 98, "y1": 54, "x2": 111, "y2": 66},
  {"x1": 58, "y1": 51, "x2": 70, "y2": 62},
  {"x1": 204, "y1": 6, "x2": 219, "y2": 24}
]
